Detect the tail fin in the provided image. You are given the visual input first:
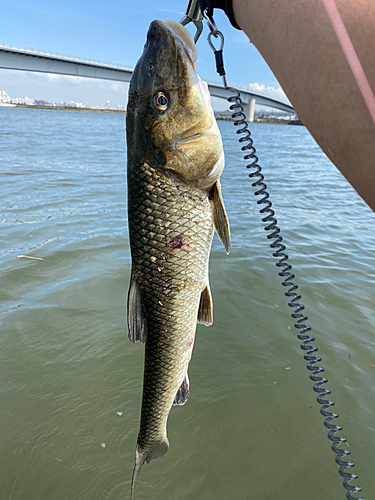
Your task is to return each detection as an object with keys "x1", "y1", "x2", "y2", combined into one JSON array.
[{"x1": 130, "y1": 437, "x2": 169, "y2": 499}]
